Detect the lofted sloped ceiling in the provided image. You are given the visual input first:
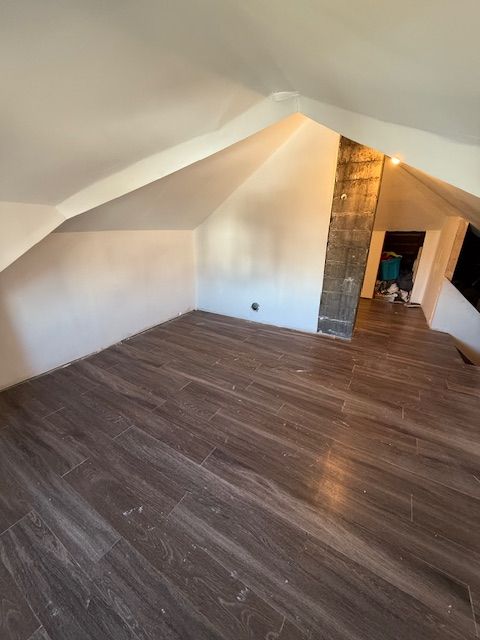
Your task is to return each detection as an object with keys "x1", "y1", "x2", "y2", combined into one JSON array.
[
  {"x1": 1, "y1": 0, "x2": 480, "y2": 269},
  {"x1": 402, "y1": 165, "x2": 480, "y2": 230},
  {"x1": 57, "y1": 115, "x2": 305, "y2": 232},
  {"x1": 376, "y1": 162, "x2": 462, "y2": 231}
]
